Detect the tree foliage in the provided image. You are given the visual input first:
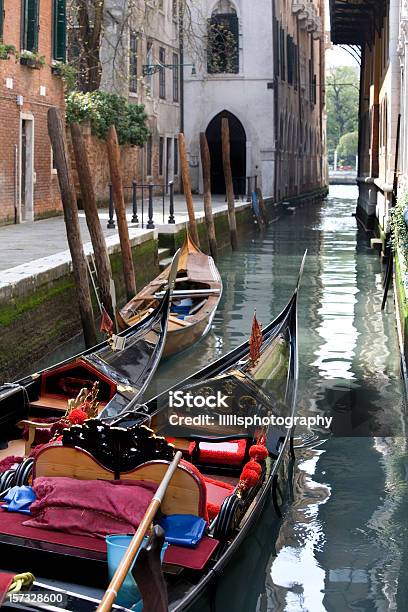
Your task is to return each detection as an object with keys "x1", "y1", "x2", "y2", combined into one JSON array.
[
  {"x1": 337, "y1": 131, "x2": 358, "y2": 166},
  {"x1": 65, "y1": 90, "x2": 150, "y2": 145},
  {"x1": 326, "y1": 66, "x2": 359, "y2": 154}
]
